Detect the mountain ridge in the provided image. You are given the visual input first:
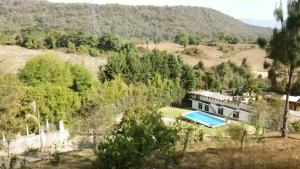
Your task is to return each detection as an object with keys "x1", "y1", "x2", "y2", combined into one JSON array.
[{"x1": 0, "y1": 0, "x2": 272, "y2": 40}]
